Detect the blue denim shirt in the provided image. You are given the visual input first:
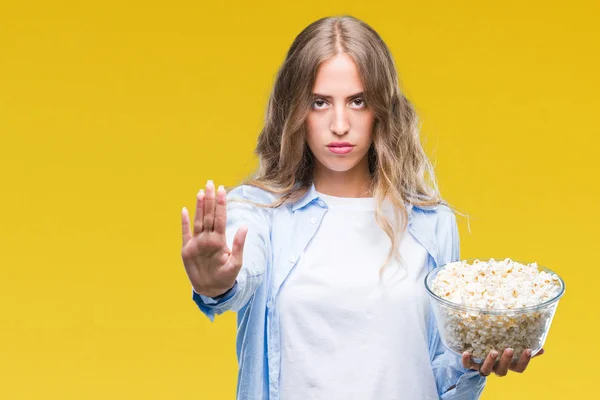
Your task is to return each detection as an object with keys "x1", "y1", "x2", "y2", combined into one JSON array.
[{"x1": 192, "y1": 183, "x2": 487, "y2": 400}]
